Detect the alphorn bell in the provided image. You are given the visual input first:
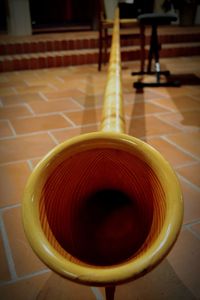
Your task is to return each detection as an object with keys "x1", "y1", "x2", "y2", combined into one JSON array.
[{"x1": 22, "y1": 8, "x2": 183, "y2": 300}]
